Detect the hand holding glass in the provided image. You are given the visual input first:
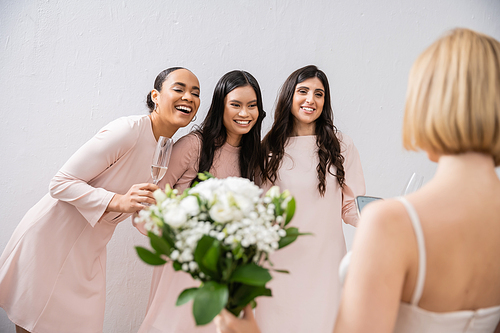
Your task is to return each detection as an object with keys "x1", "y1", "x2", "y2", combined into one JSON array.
[{"x1": 151, "y1": 136, "x2": 173, "y2": 185}]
